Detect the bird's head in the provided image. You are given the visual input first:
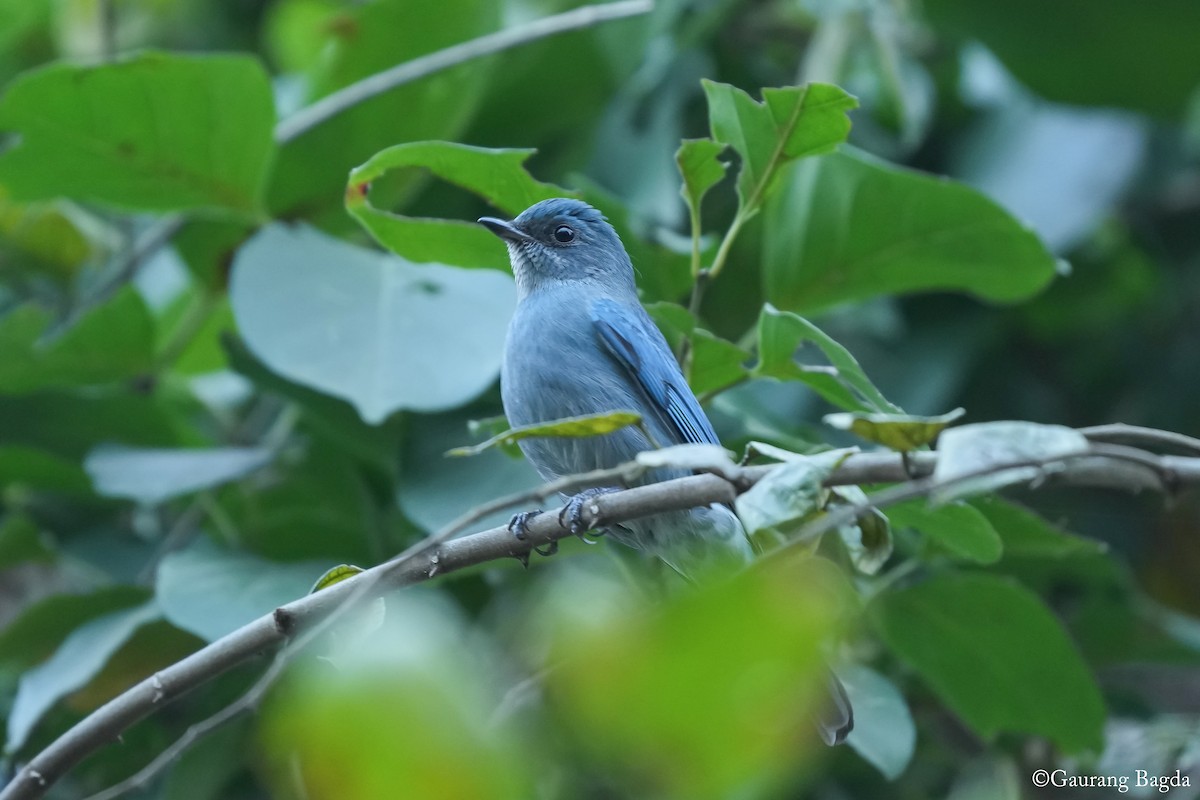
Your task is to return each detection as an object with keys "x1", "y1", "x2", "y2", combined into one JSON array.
[{"x1": 479, "y1": 198, "x2": 635, "y2": 297}]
